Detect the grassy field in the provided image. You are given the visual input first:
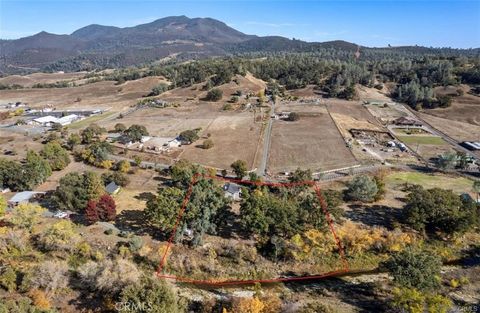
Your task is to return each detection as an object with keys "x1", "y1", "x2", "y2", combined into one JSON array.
[
  {"x1": 397, "y1": 135, "x2": 447, "y2": 145},
  {"x1": 386, "y1": 171, "x2": 474, "y2": 193},
  {"x1": 69, "y1": 111, "x2": 117, "y2": 129}
]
